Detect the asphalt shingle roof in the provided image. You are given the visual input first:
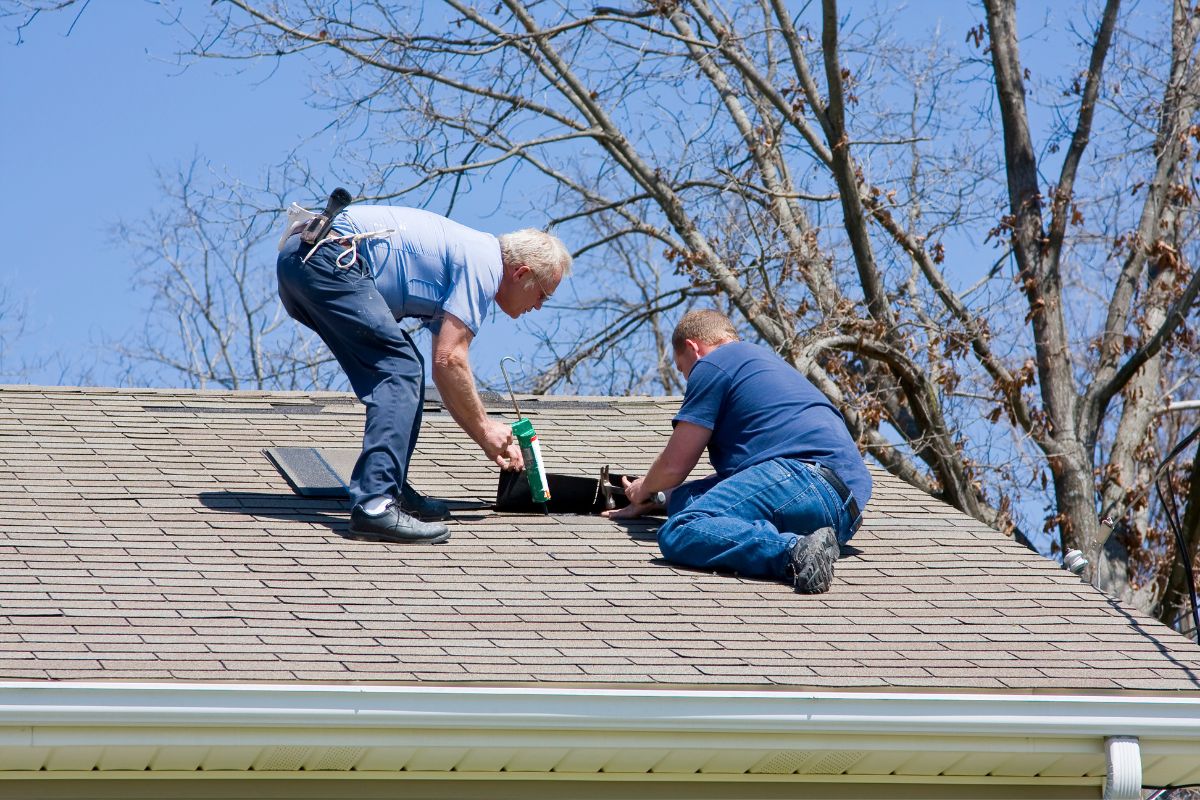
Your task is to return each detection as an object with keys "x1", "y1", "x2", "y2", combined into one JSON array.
[{"x1": 1, "y1": 384, "x2": 1198, "y2": 692}]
